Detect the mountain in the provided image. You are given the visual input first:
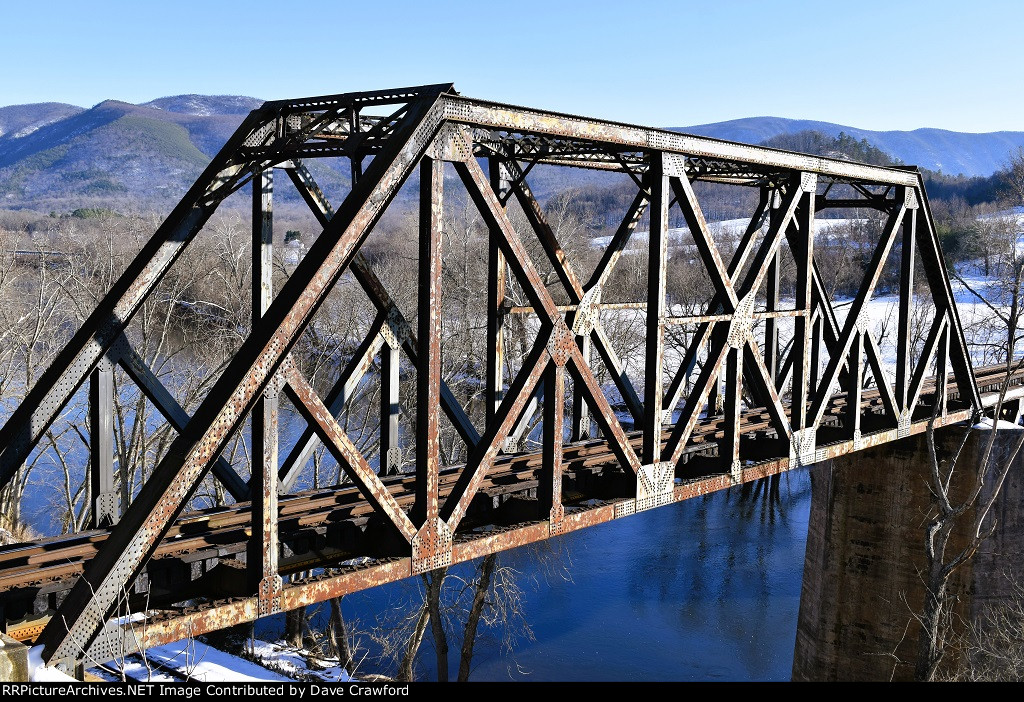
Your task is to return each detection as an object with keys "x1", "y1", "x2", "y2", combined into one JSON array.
[
  {"x1": 140, "y1": 94, "x2": 263, "y2": 116},
  {"x1": 0, "y1": 97, "x2": 261, "y2": 210},
  {"x1": 677, "y1": 117, "x2": 1024, "y2": 178},
  {"x1": 0, "y1": 94, "x2": 1022, "y2": 213},
  {"x1": 0, "y1": 103, "x2": 85, "y2": 140}
]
